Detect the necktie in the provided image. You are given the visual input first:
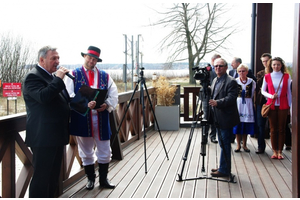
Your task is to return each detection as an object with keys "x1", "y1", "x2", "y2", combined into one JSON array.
[{"x1": 88, "y1": 70, "x2": 94, "y2": 86}]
